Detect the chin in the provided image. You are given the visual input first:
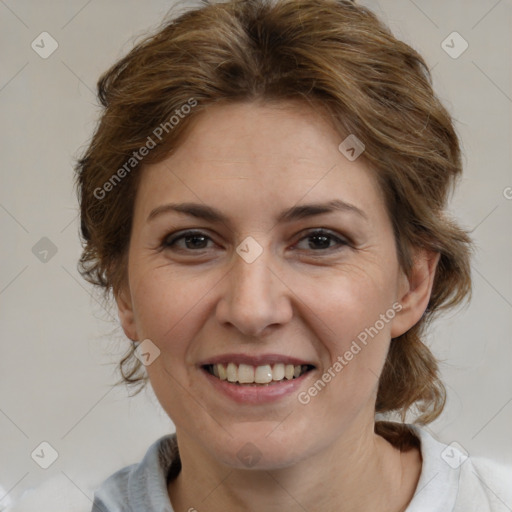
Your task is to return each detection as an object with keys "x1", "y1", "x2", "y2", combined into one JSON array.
[{"x1": 205, "y1": 425, "x2": 317, "y2": 471}]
